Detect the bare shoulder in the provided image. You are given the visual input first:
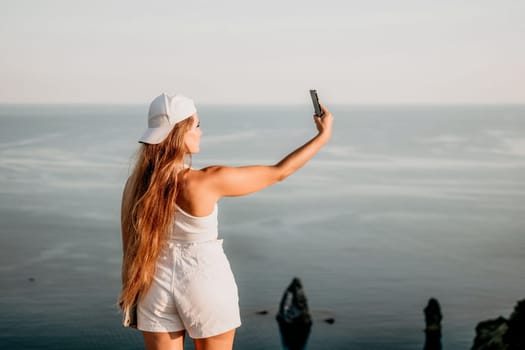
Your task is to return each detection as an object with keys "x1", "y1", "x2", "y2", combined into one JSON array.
[
  {"x1": 190, "y1": 165, "x2": 242, "y2": 182},
  {"x1": 176, "y1": 168, "x2": 220, "y2": 215},
  {"x1": 199, "y1": 165, "x2": 235, "y2": 178},
  {"x1": 179, "y1": 166, "x2": 229, "y2": 196},
  {"x1": 177, "y1": 168, "x2": 201, "y2": 190},
  {"x1": 180, "y1": 166, "x2": 221, "y2": 184}
]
